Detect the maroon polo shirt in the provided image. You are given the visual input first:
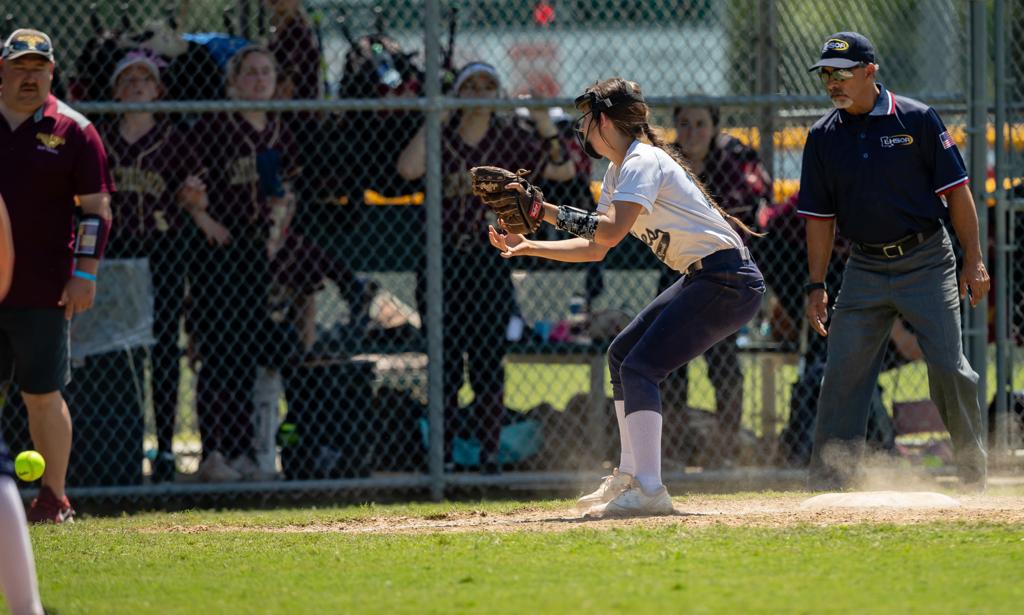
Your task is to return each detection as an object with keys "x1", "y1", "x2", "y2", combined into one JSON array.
[
  {"x1": 101, "y1": 120, "x2": 199, "y2": 254},
  {"x1": 0, "y1": 94, "x2": 114, "y2": 308}
]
